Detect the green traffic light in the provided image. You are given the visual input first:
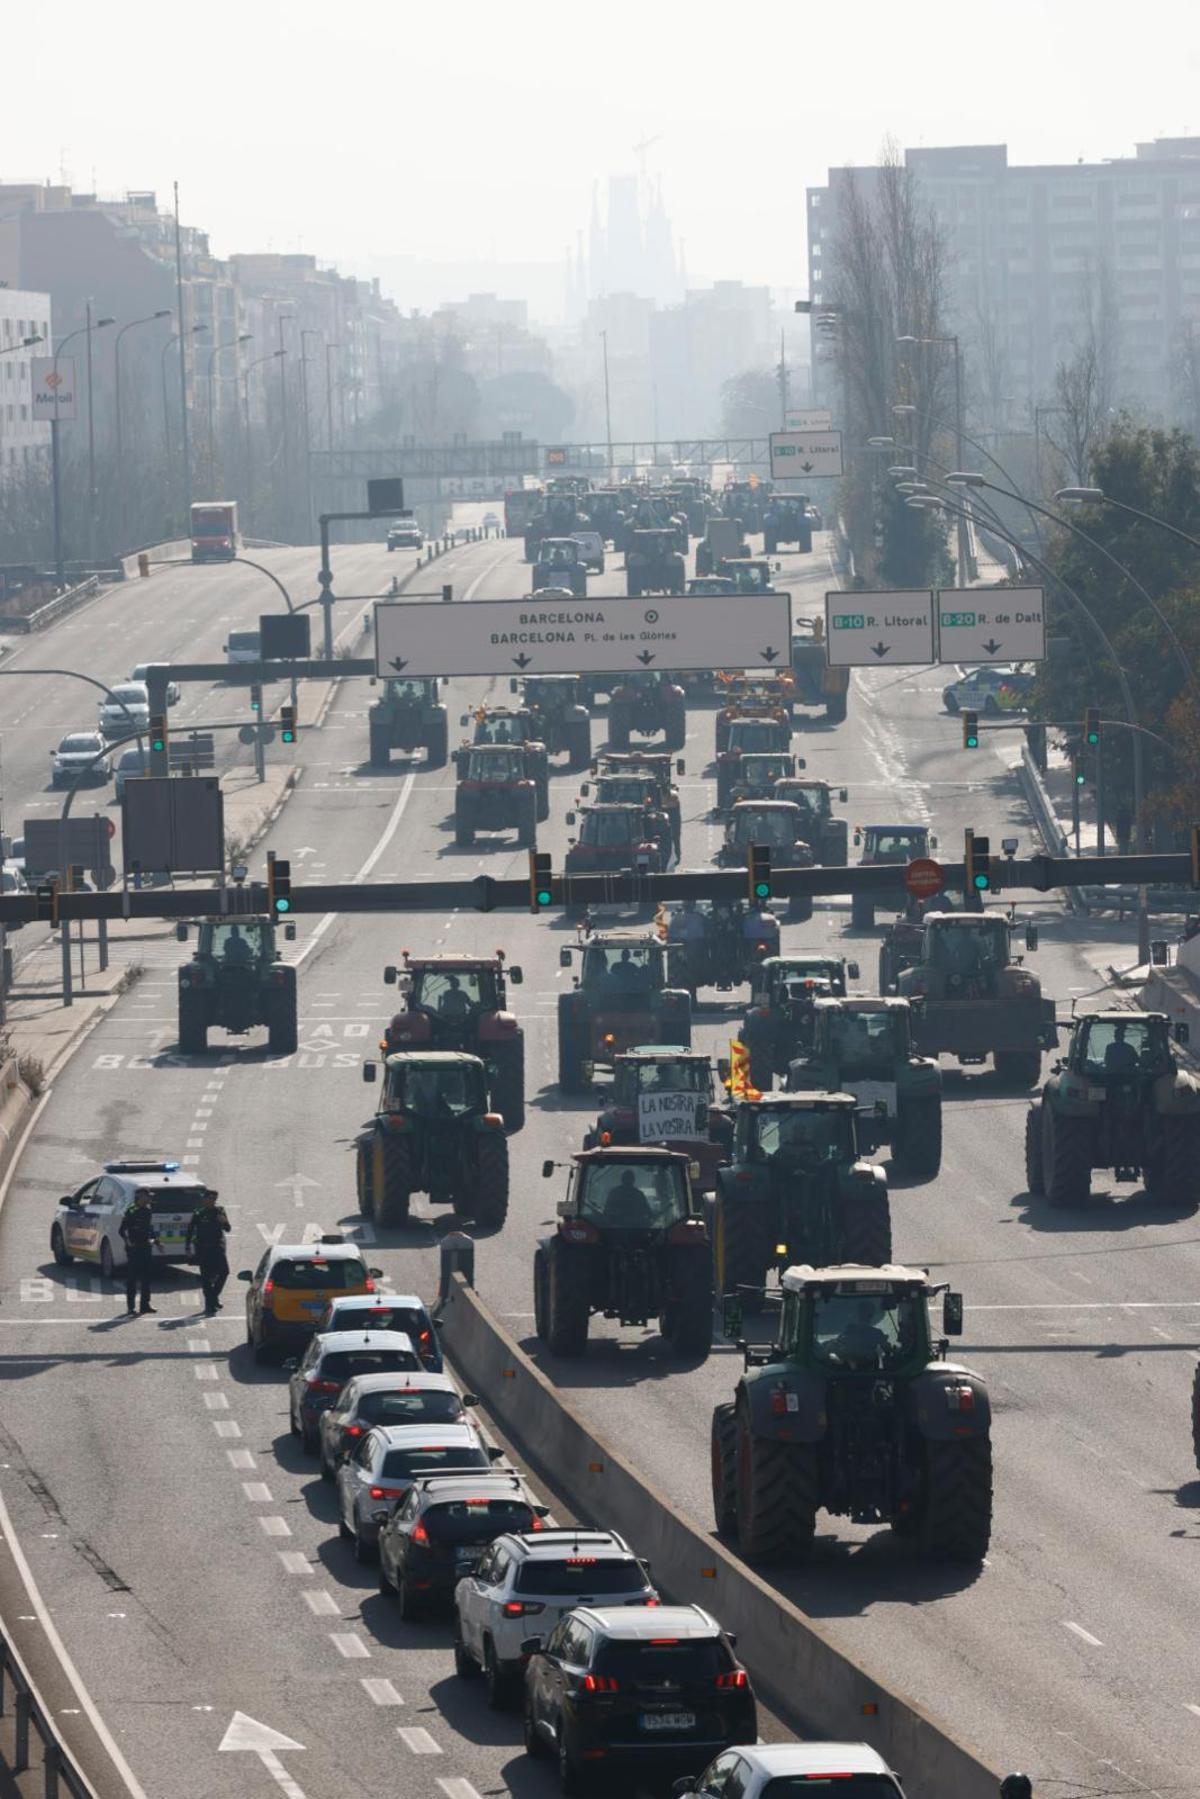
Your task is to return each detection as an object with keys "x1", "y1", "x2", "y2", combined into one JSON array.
[
  {"x1": 282, "y1": 729, "x2": 295, "y2": 744},
  {"x1": 273, "y1": 897, "x2": 292, "y2": 913},
  {"x1": 972, "y1": 872, "x2": 989, "y2": 891},
  {"x1": 754, "y1": 881, "x2": 770, "y2": 900},
  {"x1": 536, "y1": 888, "x2": 552, "y2": 907}
]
